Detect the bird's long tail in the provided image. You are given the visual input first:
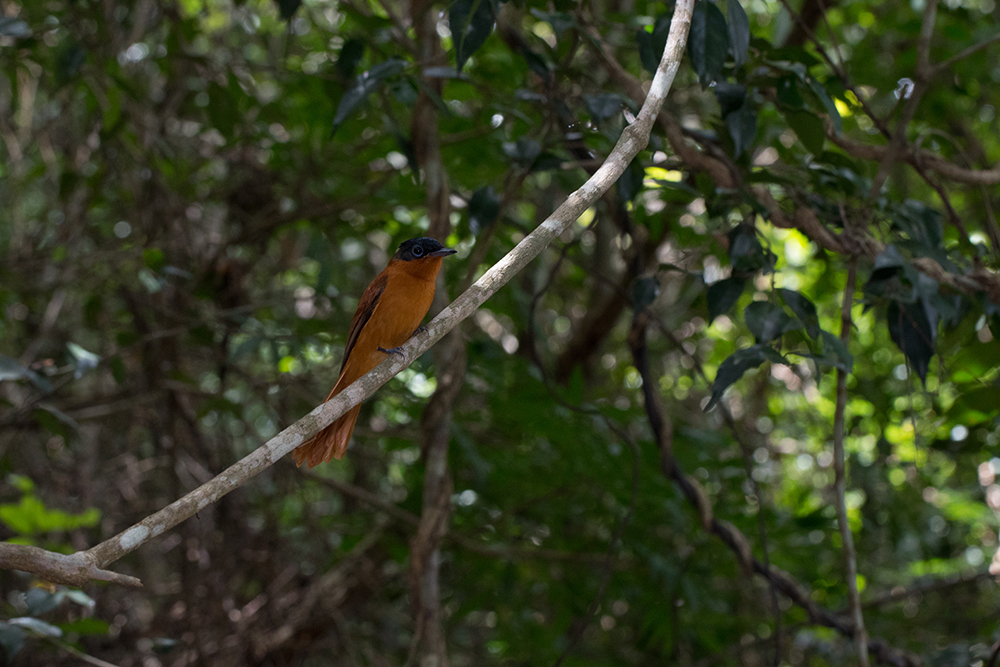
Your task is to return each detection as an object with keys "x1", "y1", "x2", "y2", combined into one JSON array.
[{"x1": 292, "y1": 402, "x2": 362, "y2": 467}]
